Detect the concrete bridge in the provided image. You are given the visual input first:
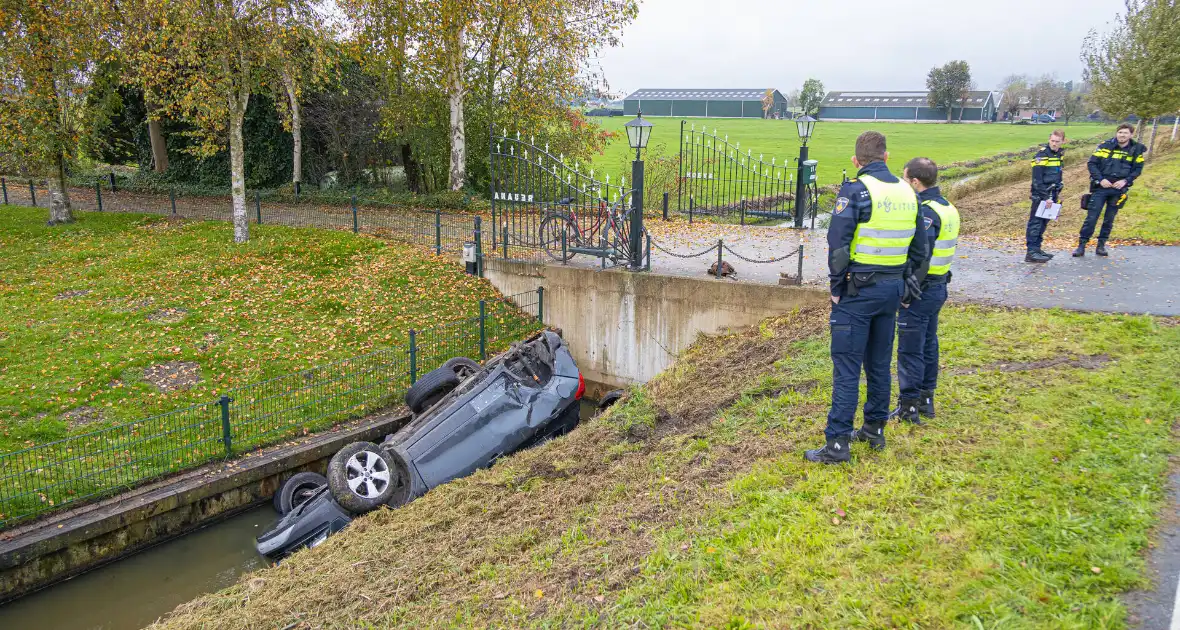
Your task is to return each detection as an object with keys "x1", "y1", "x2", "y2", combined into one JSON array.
[{"x1": 483, "y1": 258, "x2": 828, "y2": 397}]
